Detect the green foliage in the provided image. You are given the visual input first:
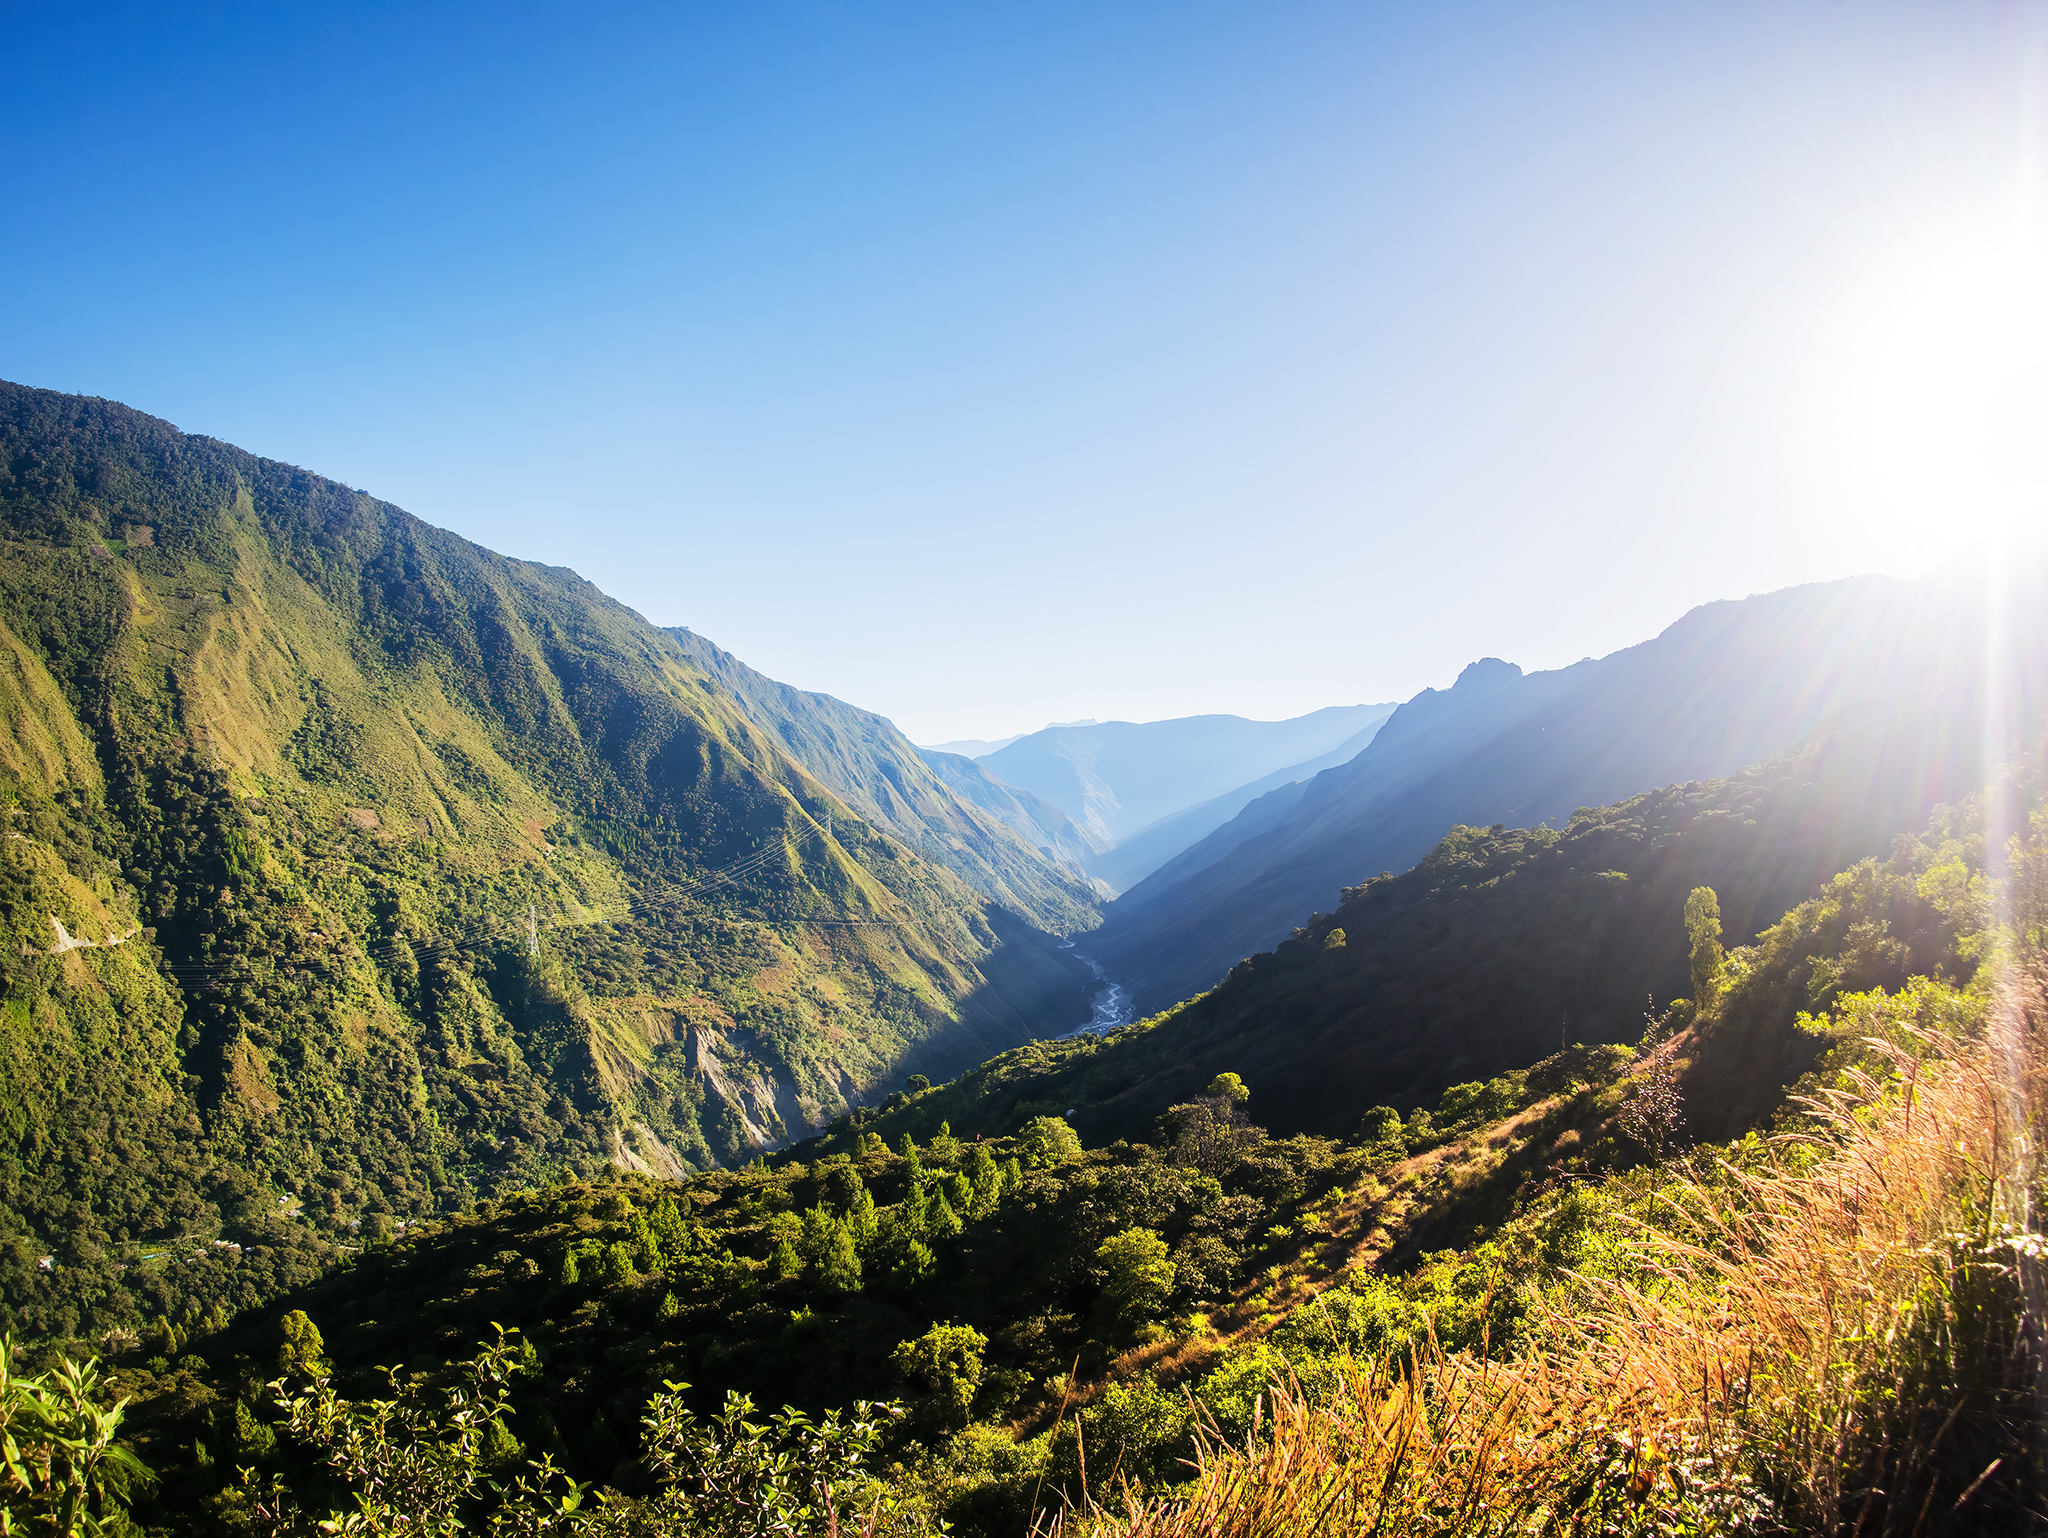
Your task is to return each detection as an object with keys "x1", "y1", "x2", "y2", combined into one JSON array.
[
  {"x1": 1432, "y1": 1073, "x2": 1528, "y2": 1133},
  {"x1": 1685, "y1": 885, "x2": 1726, "y2": 1002},
  {"x1": 890, "y1": 1323, "x2": 987, "y2": 1433},
  {"x1": 275, "y1": 1310, "x2": 325, "y2": 1379},
  {"x1": 769, "y1": 1238, "x2": 804, "y2": 1282},
  {"x1": 1205, "y1": 1072, "x2": 1249, "y2": 1105},
  {"x1": 1015, "y1": 1116, "x2": 1081, "y2": 1169},
  {"x1": 1096, "y1": 1229, "x2": 1175, "y2": 1326},
  {"x1": 626, "y1": 1381, "x2": 906, "y2": 1538},
  {"x1": 0, "y1": 1335, "x2": 152, "y2": 1533},
  {"x1": 813, "y1": 1223, "x2": 862, "y2": 1296},
  {"x1": 592, "y1": 1241, "x2": 637, "y2": 1287},
  {"x1": 233, "y1": 1326, "x2": 914, "y2": 1536},
  {"x1": 1356, "y1": 1106, "x2": 1401, "y2": 1143},
  {"x1": 233, "y1": 1396, "x2": 276, "y2": 1465}
]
